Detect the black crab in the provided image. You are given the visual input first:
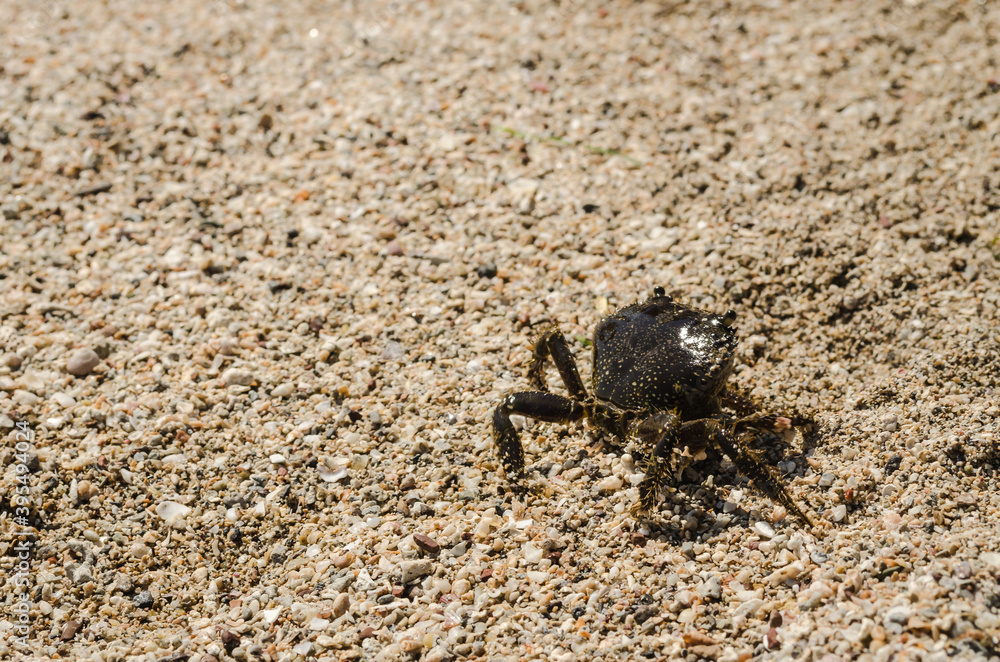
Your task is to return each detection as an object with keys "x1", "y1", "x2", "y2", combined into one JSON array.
[{"x1": 492, "y1": 287, "x2": 814, "y2": 526}]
